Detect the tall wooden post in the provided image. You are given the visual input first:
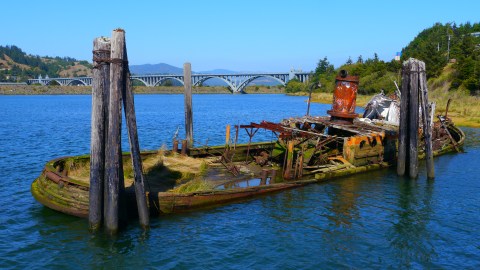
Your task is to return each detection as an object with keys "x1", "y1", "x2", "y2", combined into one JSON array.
[
  {"x1": 397, "y1": 60, "x2": 410, "y2": 176},
  {"x1": 122, "y1": 41, "x2": 150, "y2": 230},
  {"x1": 184, "y1": 62, "x2": 193, "y2": 147},
  {"x1": 419, "y1": 61, "x2": 434, "y2": 178},
  {"x1": 408, "y1": 61, "x2": 419, "y2": 179},
  {"x1": 105, "y1": 29, "x2": 126, "y2": 235},
  {"x1": 397, "y1": 58, "x2": 425, "y2": 179},
  {"x1": 89, "y1": 37, "x2": 110, "y2": 232}
]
